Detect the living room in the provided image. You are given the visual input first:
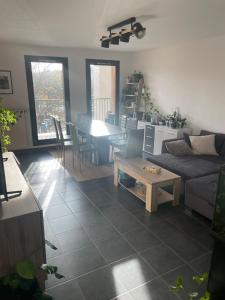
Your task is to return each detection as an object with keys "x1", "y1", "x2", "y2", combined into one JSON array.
[{"x1": 0, "y1": 1, "x2": 225, "y2": 299}]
